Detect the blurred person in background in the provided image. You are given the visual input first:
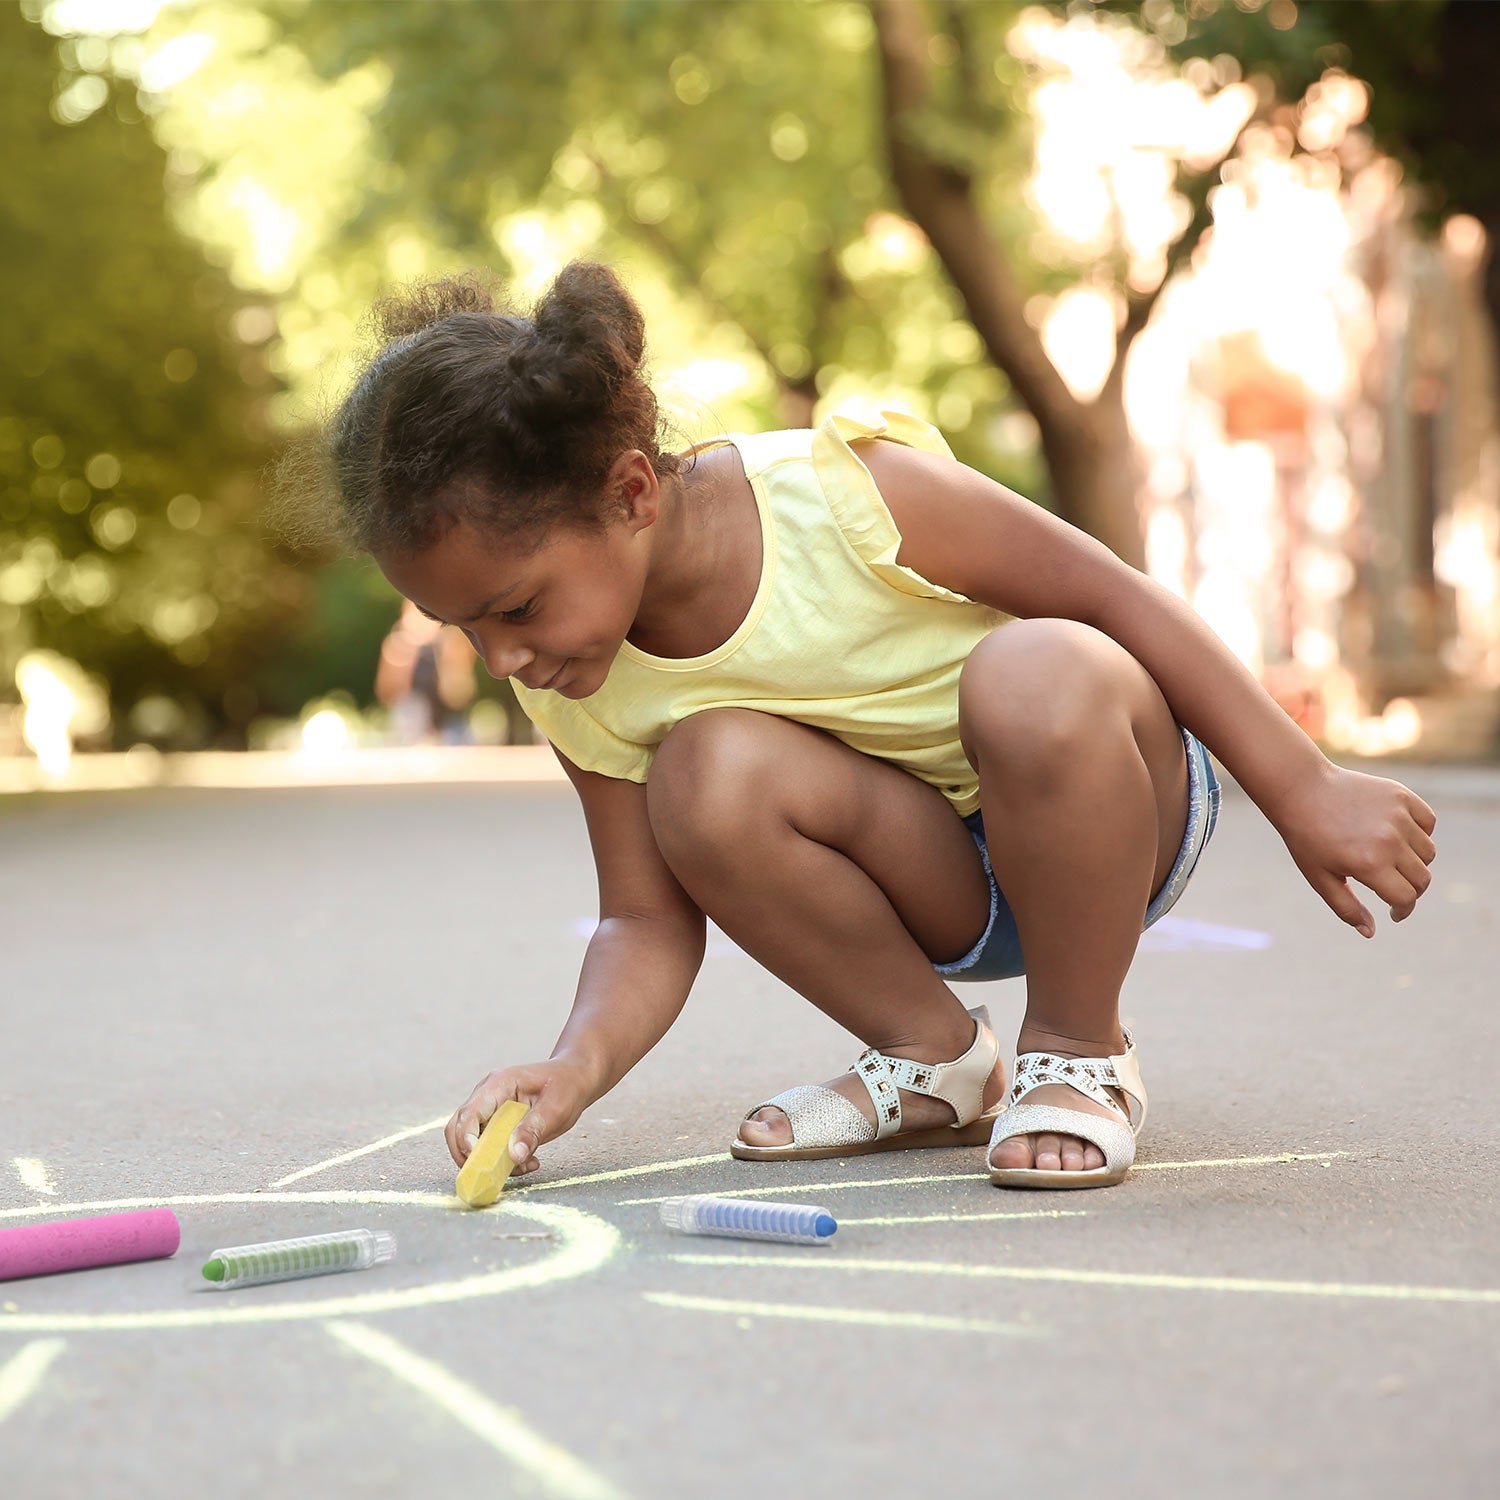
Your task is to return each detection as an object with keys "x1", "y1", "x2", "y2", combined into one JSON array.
[{"x1": 375, "y1": 599, "x2": 477, "y2": 745}]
